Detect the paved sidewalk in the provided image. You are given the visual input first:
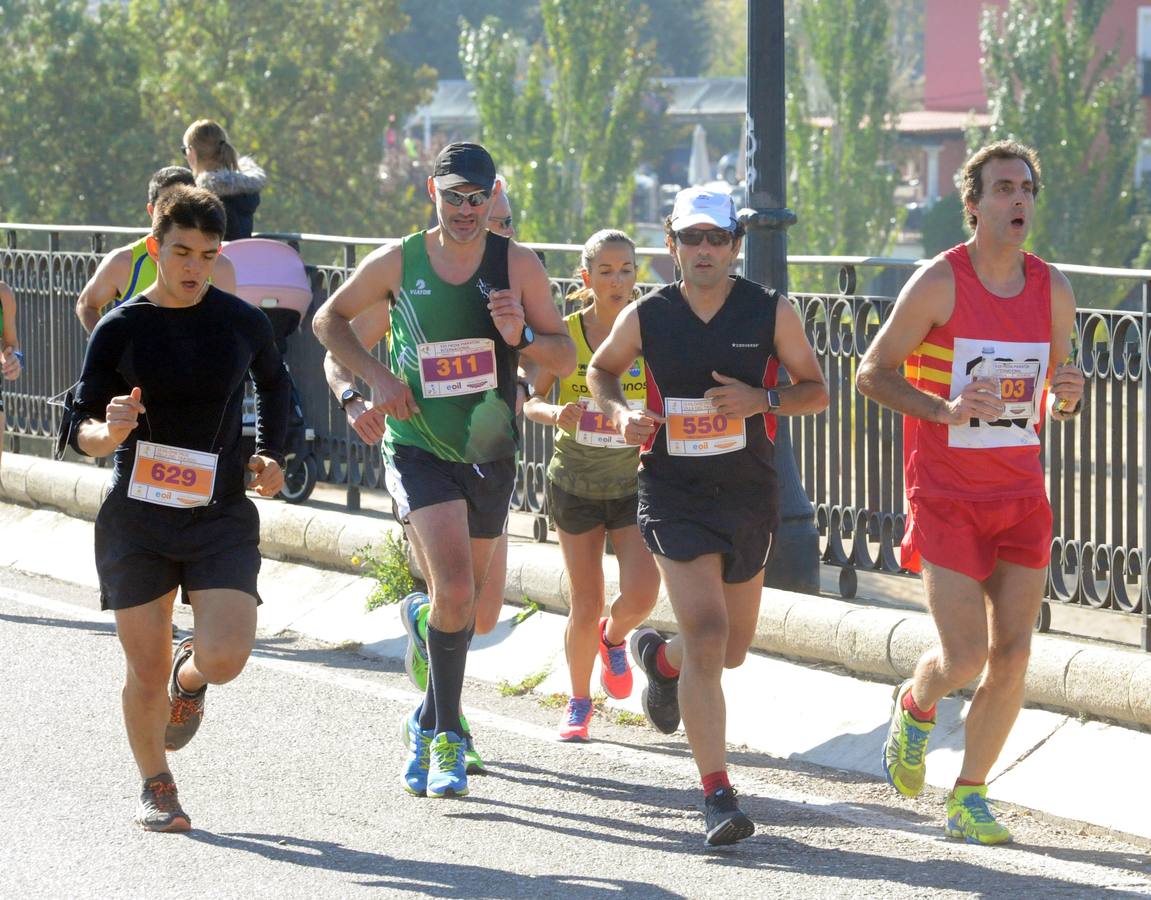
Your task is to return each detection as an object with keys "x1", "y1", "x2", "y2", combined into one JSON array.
[{"x1": 4, "y1": 453, "x2": 1151, "y2": 841}]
